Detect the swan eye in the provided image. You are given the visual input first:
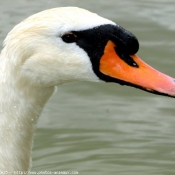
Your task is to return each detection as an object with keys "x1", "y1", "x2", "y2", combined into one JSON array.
[{"x1": 61, "y1": 32, "x2": 77, "y2": 43}]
